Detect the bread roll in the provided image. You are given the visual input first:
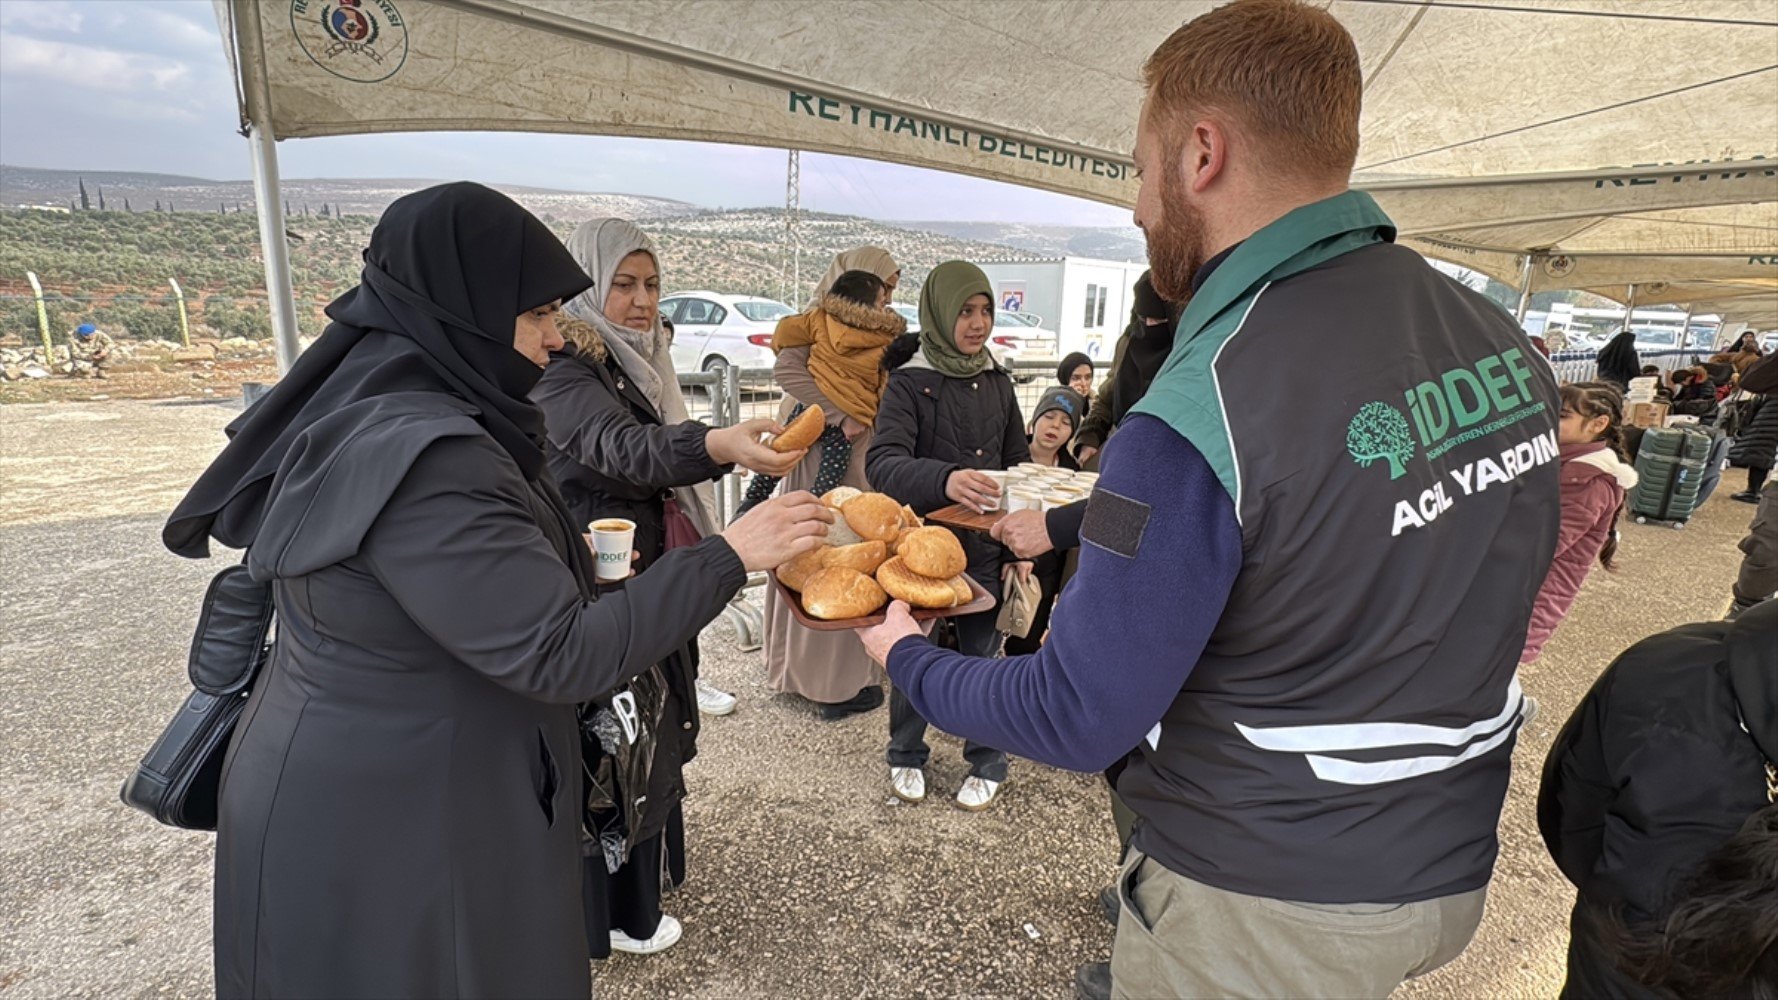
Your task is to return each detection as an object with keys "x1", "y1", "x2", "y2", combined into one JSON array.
[
  {"x1": 772, "y1": 403, "x2": 824, "y2": 453},
  {"x1": 777, "y1": 546, "x2": 829, "y2": 592},
  {"x1": 841, "y1": 492, "x2": 903, "y2": 543},
  {"x1": 946, "y1": 575, "x2": 974, "y2": 606},
  {"x1": 822, "y1": 486, "x2": 862, "y2": 509},
  {"x1": 801, "y1": 567, "x2": 887, "y2": 620},
  {"x1": 822, "y1": 539, "x2": 888, "y2": 575},
  {"x1": 898, "y1": 526, "x2": 967, "y2": 579},
  {"x1": 825, "y1": 516, "x2": 863, "y2": 547},
  {"x1": 876, "y1": 556, "x2": 960, "y2": 609},
  {"x1": 887, "y1": 526, "x2": 915, "y2": 556},
  {"x1": 900, "y1": 504, "x2": 922, "y2": 528}
]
